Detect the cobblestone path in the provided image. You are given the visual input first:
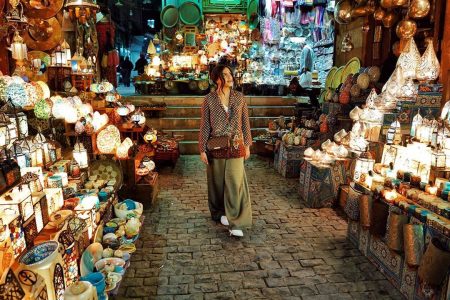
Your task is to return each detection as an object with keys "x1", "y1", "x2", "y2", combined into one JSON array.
[{"x1": 115, "y1": 155, "x2": 403, "y2": 300}]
